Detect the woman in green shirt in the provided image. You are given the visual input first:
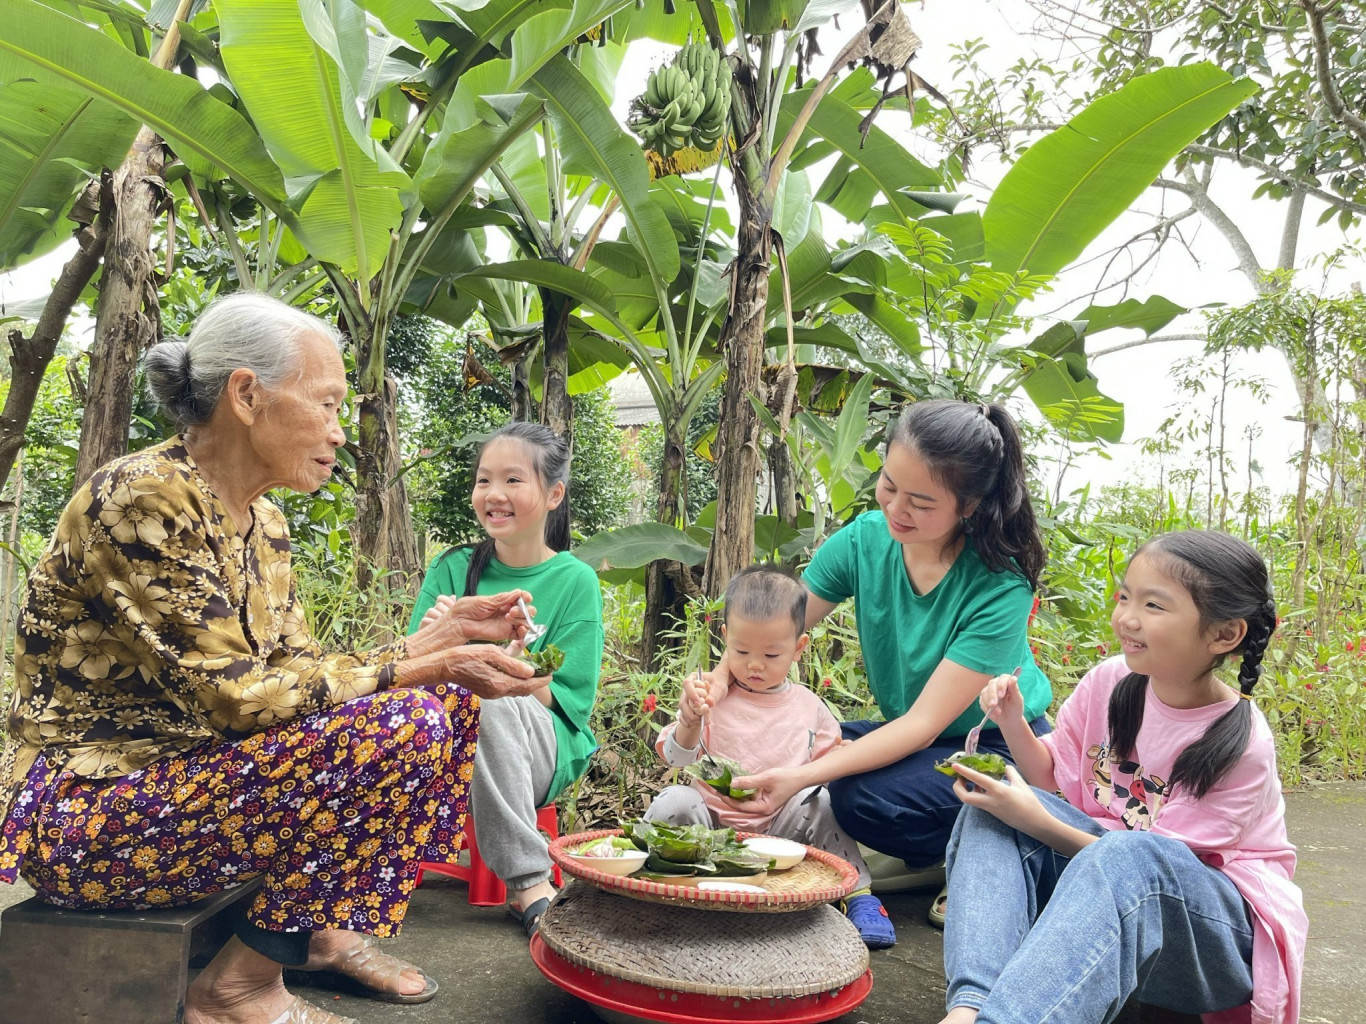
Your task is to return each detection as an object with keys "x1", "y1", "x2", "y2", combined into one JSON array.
[
  {"x1": 409, "y1": 423, "x2": 603, "y2": 938},
  {"x1": 734, "y1": 401, "x2": 1052, "y2": 928}
]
